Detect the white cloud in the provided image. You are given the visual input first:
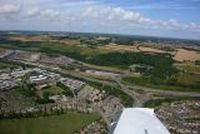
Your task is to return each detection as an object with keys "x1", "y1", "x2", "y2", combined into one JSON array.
[
  {"x1": 83, "y1": 6, "x2": 143, "y2": 22},
  {"x1": 25, "y1": 8, "x2": 62, "y2": 21},
  {"x1": 82, "y1": 6, "x2": 200, "y2": 32},
  {"x1": 83, "y1": 6, "x2": 158, "y2": 25},
  {"x1": 40, "y1": 9, "x2": 60, "y2": 18},
  {"x1": 0, "y1": 4, "x2": 20, "y2": 14},
  {"x1": 0, "y1": 0, "x2": 200, "y2": 36},
  {"x1": 27, "y1": 8, "x2": 39, "y2": 17}
]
